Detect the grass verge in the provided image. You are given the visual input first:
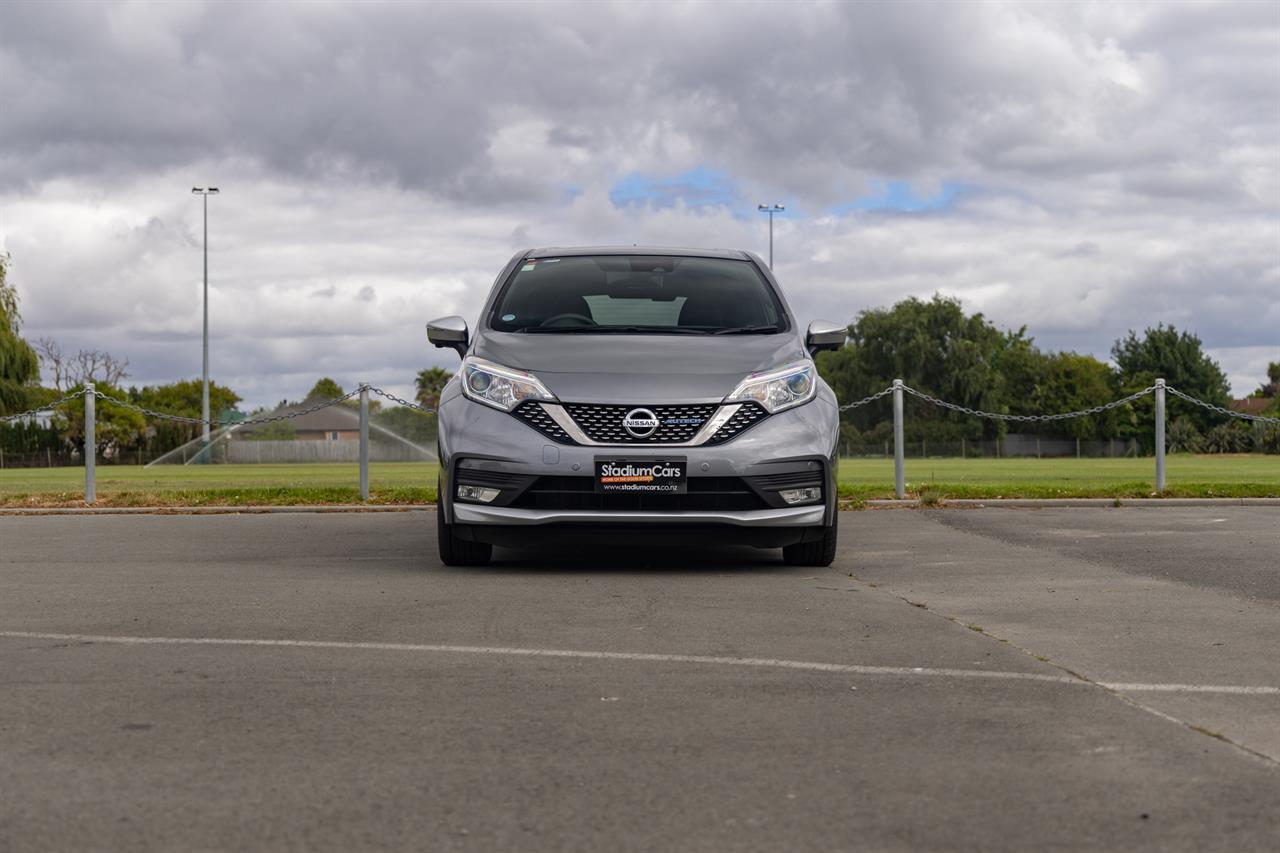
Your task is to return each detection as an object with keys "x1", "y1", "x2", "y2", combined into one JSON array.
[{"x1": 0, "y1": 455, "x2": 1276, "y2": 507}]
